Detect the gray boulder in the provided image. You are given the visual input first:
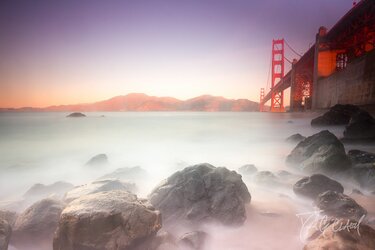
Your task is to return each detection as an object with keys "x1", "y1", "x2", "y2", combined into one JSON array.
[
  {"x1": 286, "y1": 133, "x2": 306, "y2": 143},
  {"x1": 343, "y1": 111, "x2": 375, "y2": 140},
  {"x1": 238, "y1": 164, "x2": 257, "y2": 175},
  {"x1": 85, "y1": 153, "x2": 108, "y2": 167},
  {"x1": 286, "y1": 130, "x2": 351, "y2": 174},
  {"x1": 0, "y1": 219, "x2": 11, "y2": 250},
  {"x1": 53, "y1": 190, "x2": 161, "y2": 250},
  {"x1": 11, "y1": 198, "x2": 65, "y2": 249},
  {"x1": 315, "y1": 191, "x2": 367, "y2": 221},
  {"x1": 293, "y1": 174, "x2": 344, "y2": 200},
  {"x1": 23, "y1": 181, "x2": 74, "y2": 201},
  {"x1": 311, "y1": 104, "x2": 360, "y2": 126},
  {"x1": 253, "y1": 171, "x2": 279, "y2": 186},
  {"x1": 149, "y1": 163, "x2": 251, "y2": 226},
  {"x1": 64, "y1": 179, "x2": 136, "y2": 203}
]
